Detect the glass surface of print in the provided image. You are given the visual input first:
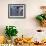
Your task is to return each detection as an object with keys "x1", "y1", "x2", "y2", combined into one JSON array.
[{"x1": 8, "y1": 4, "x2": 25, "y2": 18}]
